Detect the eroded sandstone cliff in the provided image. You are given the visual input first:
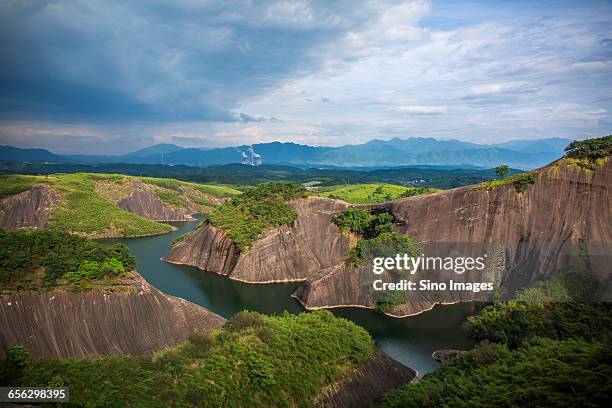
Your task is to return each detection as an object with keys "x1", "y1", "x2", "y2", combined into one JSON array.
[
  {"x1": 0, "y1": 272, "x2": 225, "y2": 358},
  {"x1": 164, "y1": 159, "x2": 611, "y2": 317},
  {"x1": 314, "y1": 348, "x2": 417, "y2": 408},
  {"x1": 117, "y1": 182, "x2": 195, "y2": 221},
  {"x1": 163, "y1": 222, "x2": 241, "y2": 275},
  {"x1": 0, "y1": 184, "x2": 61, "y2": 229},
  {"x1": 297, "y1": 159, "x2": 611, "y2": 316},
  {"x1": 164, "y1": 196, "x2": 351, "y2": 283}
]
